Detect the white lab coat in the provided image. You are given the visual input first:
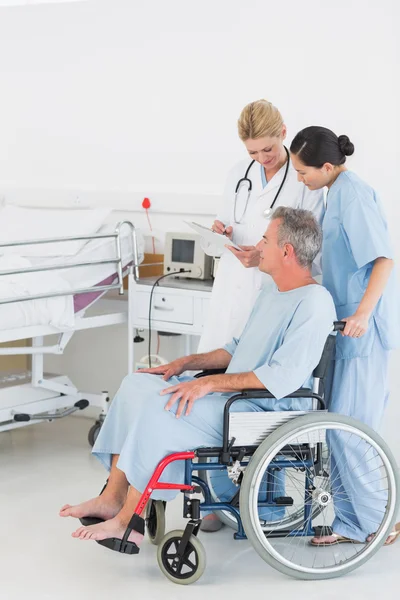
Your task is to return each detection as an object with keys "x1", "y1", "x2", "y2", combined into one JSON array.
[{"x1": 197, "y1": 159, "x2": 325, "y2": 352}]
